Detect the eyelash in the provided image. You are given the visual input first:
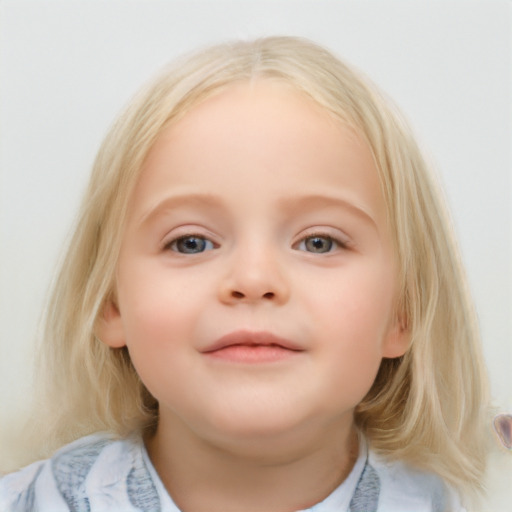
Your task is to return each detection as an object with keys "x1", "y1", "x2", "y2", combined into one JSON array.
[
  {"x1": 164, "y1": 234, "x2": 217, "y2": 254},
  {"x1": 164, "y1": 232, "x2": 349, "y2": 255},
  {"x1": 294, "y1": 233, "x2": 348, "y2": 254}
]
